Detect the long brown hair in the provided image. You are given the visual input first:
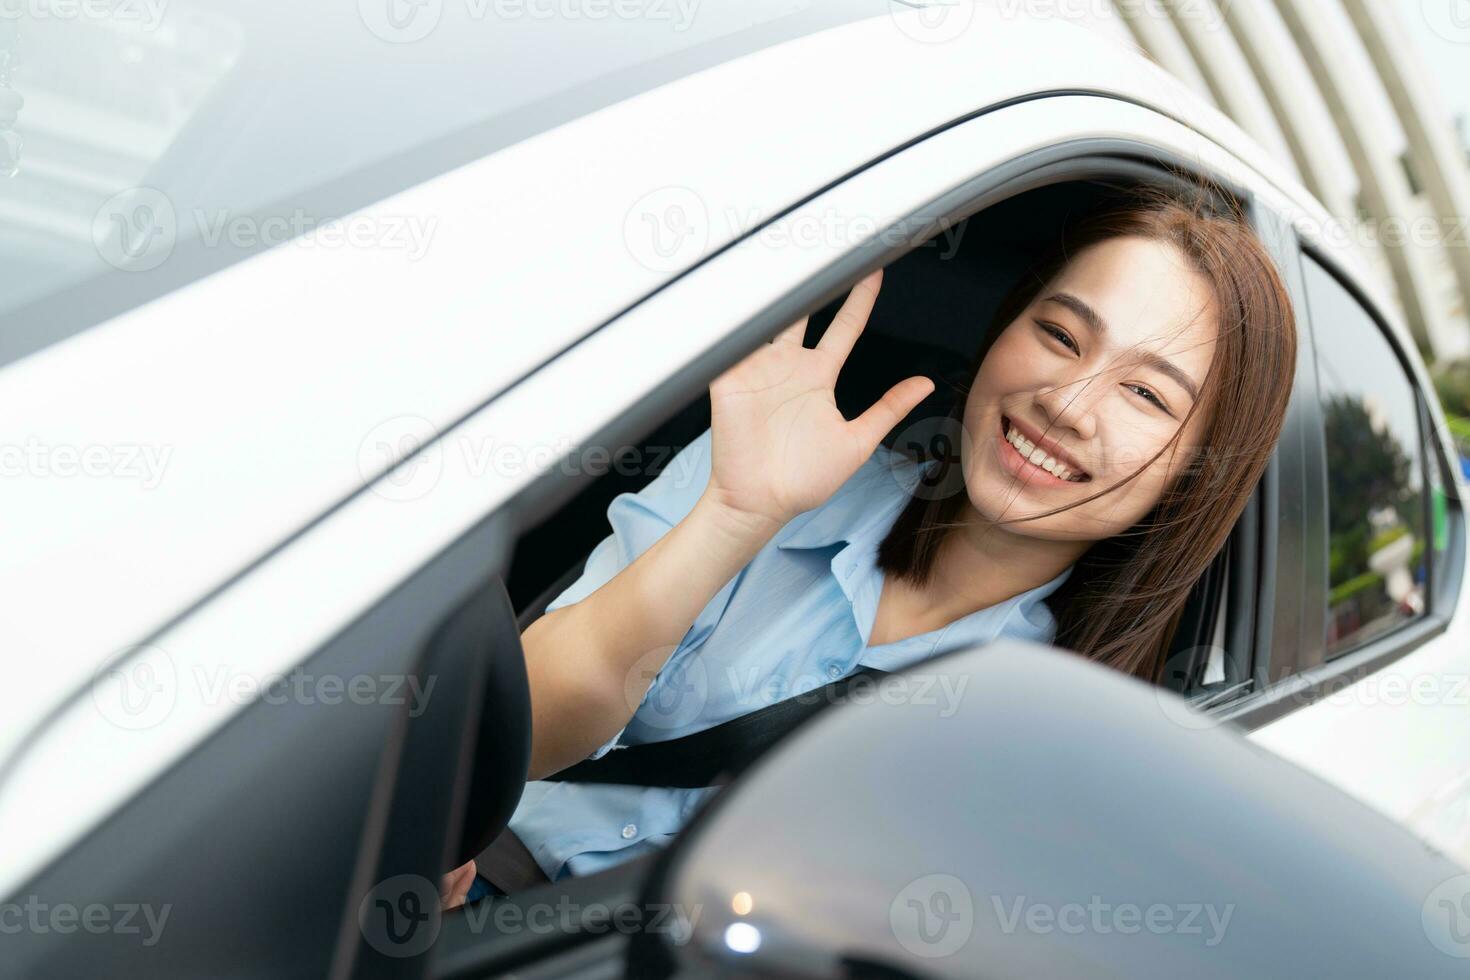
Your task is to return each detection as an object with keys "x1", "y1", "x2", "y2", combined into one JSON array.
[{"x1": 875, "y1": 182, "x2": 1297, "y2": 683}]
